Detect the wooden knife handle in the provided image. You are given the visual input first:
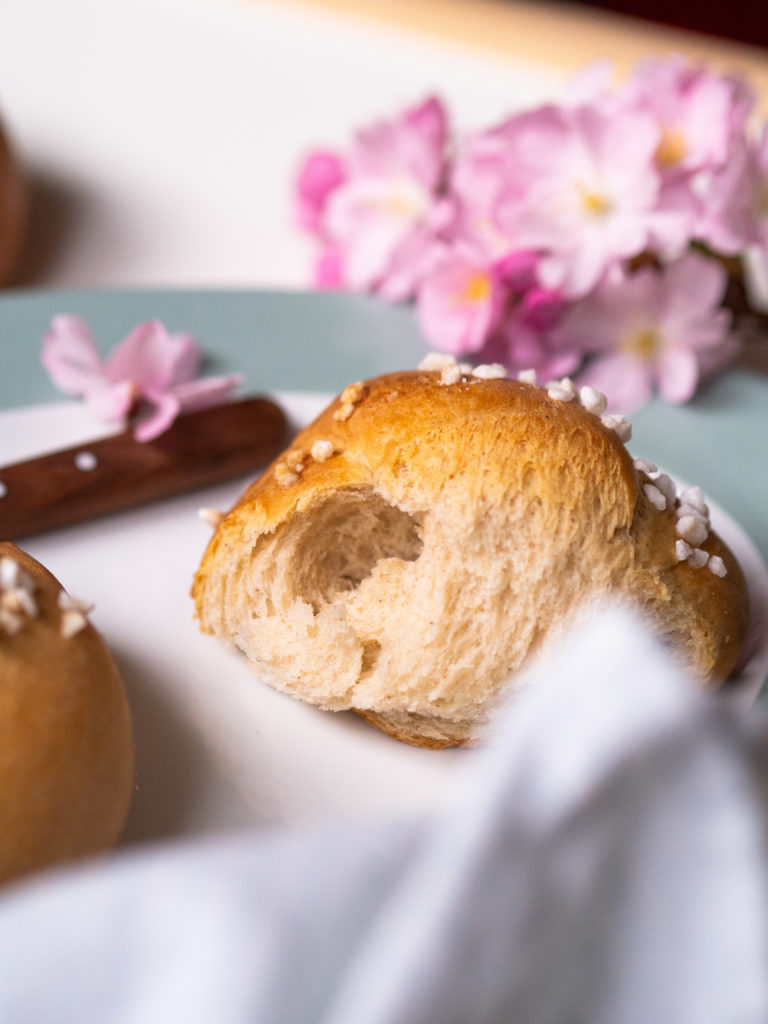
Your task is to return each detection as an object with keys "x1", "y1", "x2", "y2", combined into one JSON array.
[{"x1": 0, "y1": 396, "x2": 289, "y2": 540}]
